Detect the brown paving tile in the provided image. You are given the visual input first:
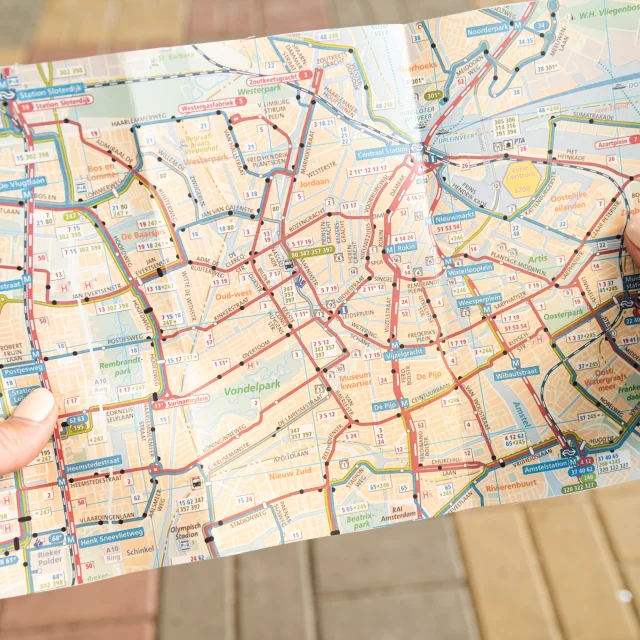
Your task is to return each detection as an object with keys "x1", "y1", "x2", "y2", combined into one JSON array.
[
  {"x1": 0, "y1": 570, "x2": 159, "y2": 630},
  {"x1": 188, "y1": 0, "x2": 265, "y2": 43},
  {"x1": 31, "y1": 0, "x2": 99, "y2": 46},
  {"x1": 525, "y1": 496, "x2": 640, "y2": 640},
  {"x1": 0, "y1": 49, "x2": 26, "y2": 66},
  {"x1": 32, "y1": 0, "x2": 188, "y2": 52},
  {"x1": 0, "y1": 621, "x2": 155, "y2": 640},
  {"x1": 238, "y1": 543, "x2": 317, "y2": 640},
  {"x1": 408, "y1": 0, "x2": 472, "y2": 20},
  {"x1": 27, "y1": 45, "x2": 102, "y2": 65},
  {"x1": 72, "y1": 6, "x2": 119, "y2": 46},
  {"x1": 367, "y1": 0, "x2": 410, "y2": 24},
  {"x1": 158, "y1": 557, "x2": 232, "y2": 639},
  {"x1": 68, "y1": 0, "x2": 118, "y2": 46},
  {"x1": 595, "y1": 492, "x2": 640, "y2": 562},
  {"x1": 107, "y1": 41, "x2": 187, "y2": 56},
  {"x1": 318, "y1": 587, "x2": 478, "y2": 640},
  {"x1": 313, "y1": 518, "x2": 464, "y2": 594},
  {"x1": 263, "y1": 0, "x2": 329, "y2": 36},
  {"x1": 455, "y1": 505, "x2": 563, "y2": 640},
  {"x1": 186, "y1": 0, "x2": 219, "y2": 40},
  {"x1": 620, "y1": 564, "x2": 640, "y2": 621},
  {"x1": 327, "y1": 0, "x2": 373, "y2": 29},
  {"x1": 472, "y1": 0, "x2": 506, "y2": 8},
  {"x1": 0, "y1": 0, "x2": 42, "y2": 47},
  {"x1": 593, "y1": 478, "x2": 640, "y2": 500},
  {"x1": 112, "y1": 0, "x2": 189, "y2": 46}
]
